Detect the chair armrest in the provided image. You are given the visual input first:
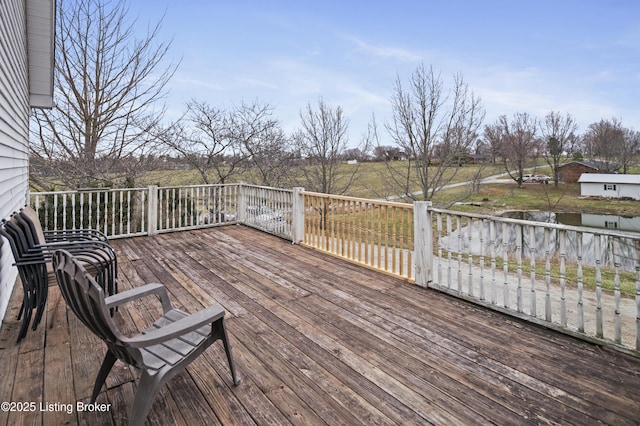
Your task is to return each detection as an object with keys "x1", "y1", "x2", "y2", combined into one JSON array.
[
  {"x1": 105, "y1": 283, "x2": 171, "y2": 312},
  {"x1": 125, "y1": 305, "x2": 226, "y2": 348}
]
